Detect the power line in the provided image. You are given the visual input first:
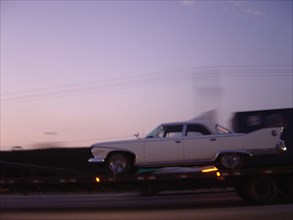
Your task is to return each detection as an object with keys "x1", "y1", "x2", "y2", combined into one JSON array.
[
  {"x1": 2, "y1": 64, "x2": 292, "y2": 96},
  {"x1": 1, "y1": 72, "x2": 187, "y2": 104},
  {"x1": 1, "y1": 67, "x2": 191, "y2": 96},
  {"x1": 1, "y1": 65, "x2": 292, "y2": 104}
]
